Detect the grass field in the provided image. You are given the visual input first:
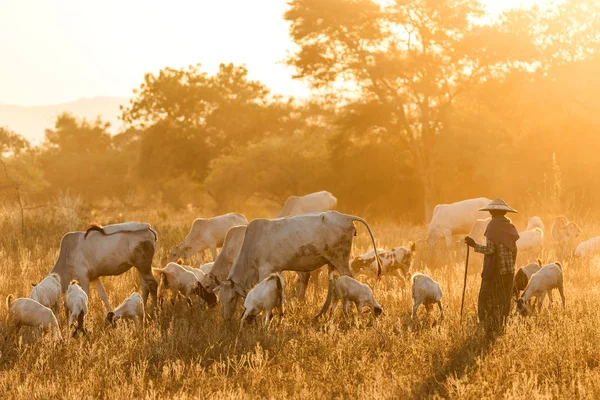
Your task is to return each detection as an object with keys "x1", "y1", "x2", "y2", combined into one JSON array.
[{"x1": 1, "y1": 205, "x2": 600, "y2": 399}]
